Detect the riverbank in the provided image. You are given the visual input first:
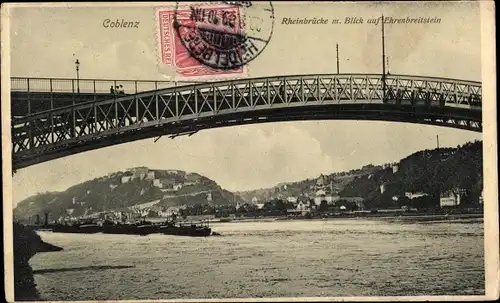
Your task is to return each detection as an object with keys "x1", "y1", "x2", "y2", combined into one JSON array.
[
  {"x1": 13, "y1": 222, "x2": 63, "y2": 301},
  {"x1": 207, "y1": 212, "x2": 484, "y2": 224}
]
